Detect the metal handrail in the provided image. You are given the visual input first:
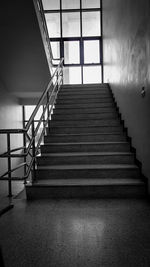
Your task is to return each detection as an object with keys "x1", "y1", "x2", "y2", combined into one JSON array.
[
  {"x1": 0, "y1": 0, "x2": 64, "y2": 197},
  {"x1": 0, "y1": 58, "x2": 63, "y2": 197}
]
